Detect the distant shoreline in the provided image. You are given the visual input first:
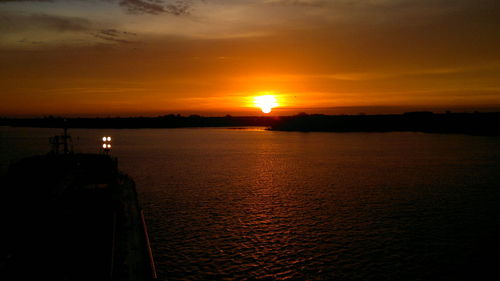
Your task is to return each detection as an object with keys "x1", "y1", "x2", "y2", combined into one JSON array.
[
  {"x1": 269, "y1": 112, "x2": 500, "y2": 136},
  {"x1": 1, "y1": 112, "x2": 500, "y2": 136}
]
